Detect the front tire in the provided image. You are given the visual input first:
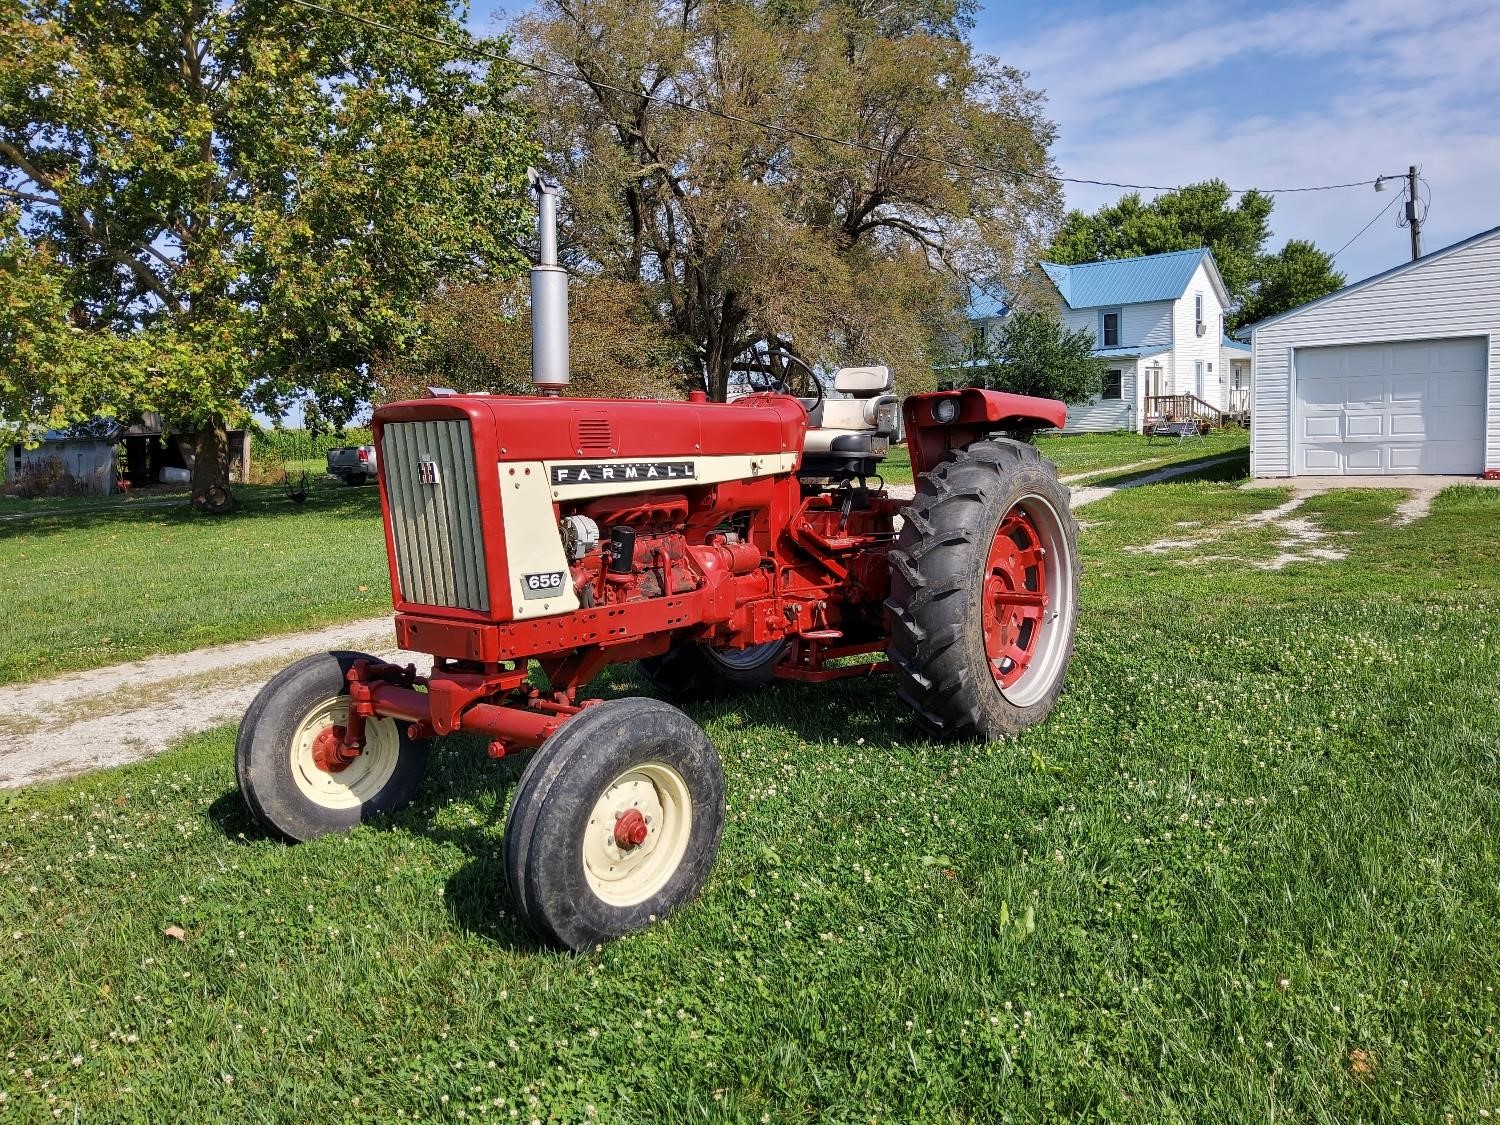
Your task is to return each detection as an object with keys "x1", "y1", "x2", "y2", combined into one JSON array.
[
  {"x1": 885, "y1": 439, "x2": 1079, "y2": 740},
  {"x1": 236, "y1": 650, "x2": 429, "y2": 842},
  {"x1": 503, "y1": 697, "x2": 725, "y2": 951}
]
